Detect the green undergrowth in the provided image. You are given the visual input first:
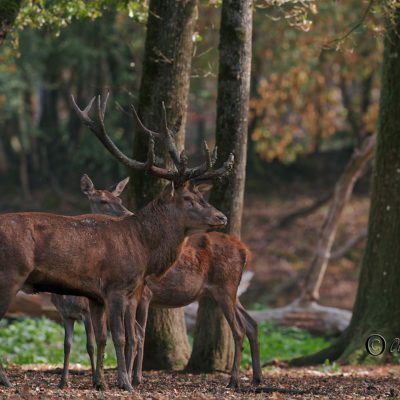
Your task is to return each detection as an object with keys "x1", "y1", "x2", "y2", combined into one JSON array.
[
  {"x1": 0, "y1": 317, "x2": 334, "y2": 369},
  {"x1": 0, "y1": 316, "x2": 117, "y2": 366},
  {"x1": 241, "y1": 321, "x2": 335, "y2": 367}
]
